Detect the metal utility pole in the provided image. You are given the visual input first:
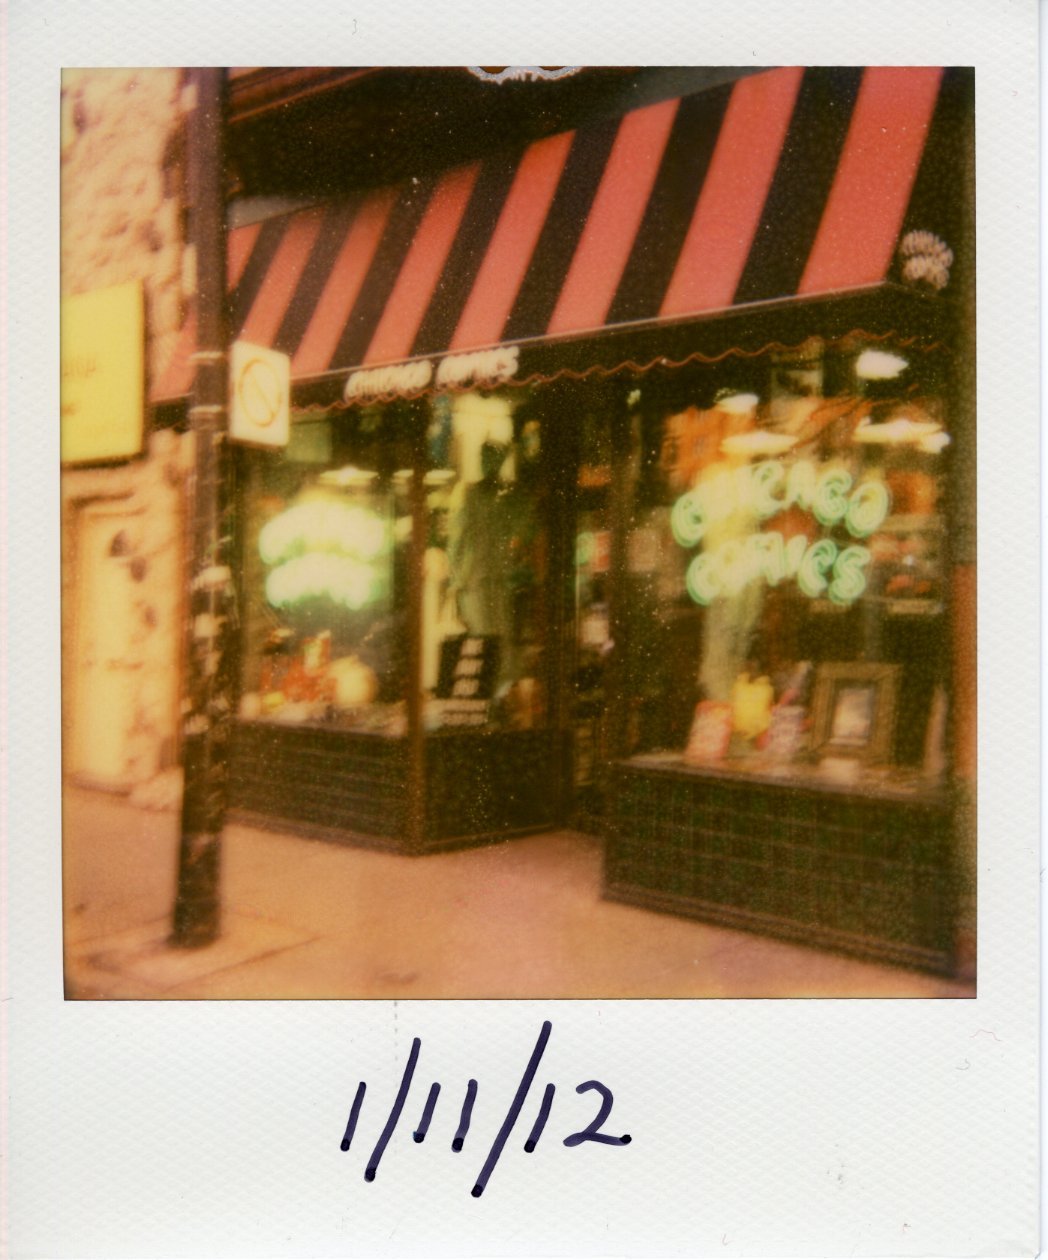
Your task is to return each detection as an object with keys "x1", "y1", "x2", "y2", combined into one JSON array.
[{"x1": 171, "y1": 67, "x2": 233, "y2": 947}]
